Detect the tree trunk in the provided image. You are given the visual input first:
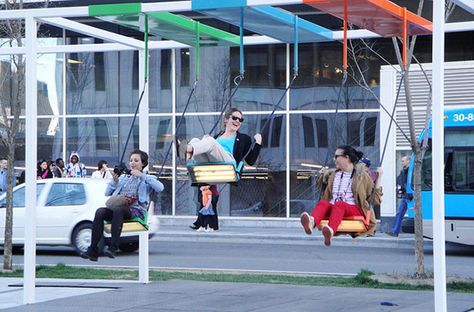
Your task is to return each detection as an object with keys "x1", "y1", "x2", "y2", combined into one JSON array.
[
  {"x1": 412, "y1": 146, "x2": 425, "y2": 277},
  {"x1": 3, "y1": 146, "x2": 15, "y2": 271},
  {"x1": 403, "y1": 68, "x2": 426, "y2": 277}
]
